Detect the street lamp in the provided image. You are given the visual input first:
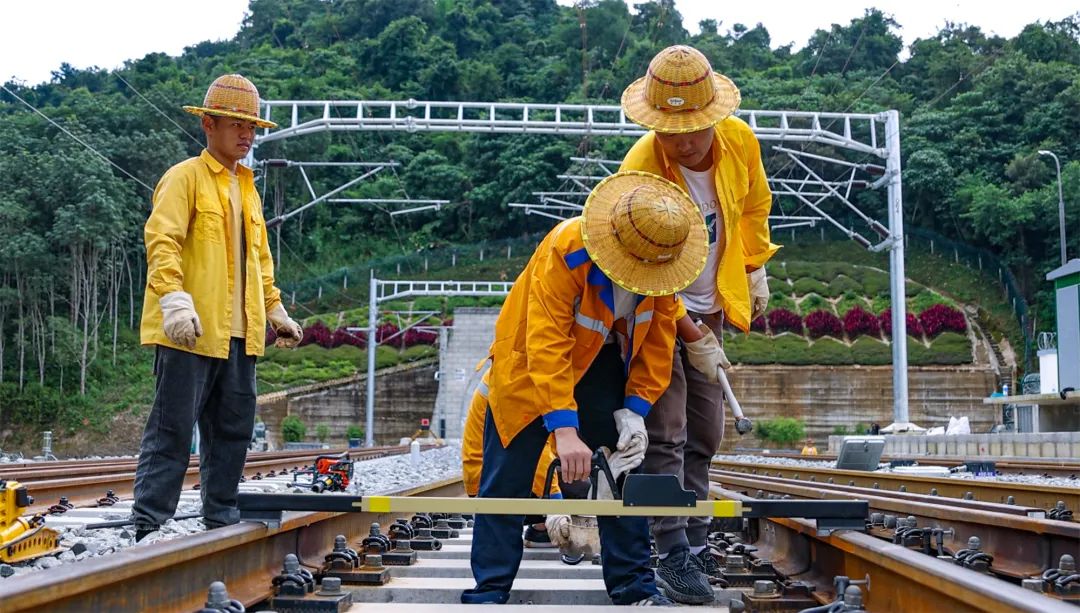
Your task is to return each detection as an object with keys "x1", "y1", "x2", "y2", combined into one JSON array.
[{"x1": 1038, "y1": 150, "x2": 1067, "y2": 265}]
